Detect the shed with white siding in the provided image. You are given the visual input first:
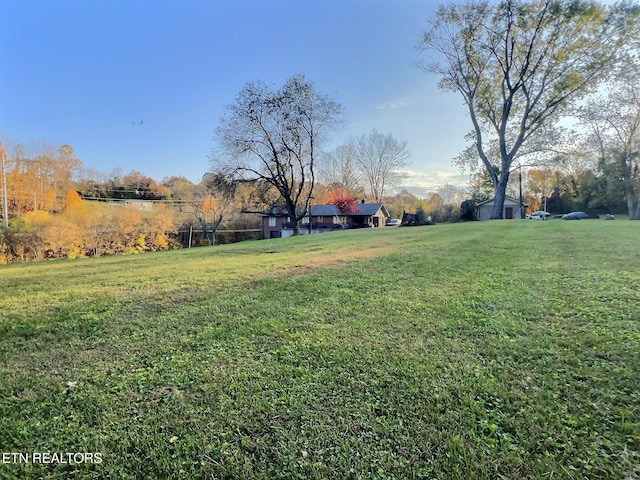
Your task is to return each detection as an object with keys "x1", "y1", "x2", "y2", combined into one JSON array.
[{"x1": 476, "y1": 197, "x2": 527, "y2": 220}]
